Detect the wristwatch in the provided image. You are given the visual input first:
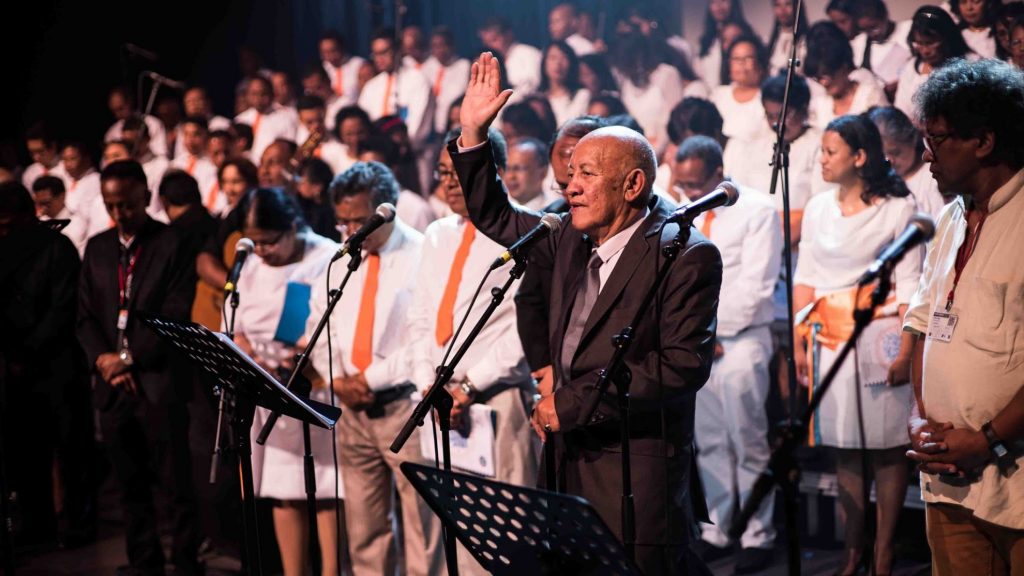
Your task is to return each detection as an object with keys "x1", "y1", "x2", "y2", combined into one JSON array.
[
  {"x1": 982, "y1": 421, "x2": 1009, "y2": 459},
  {"x1": 119, "y1": 348, "x2": 134, "y2": 367},
  {"x1": 459, "y1": 379, "x2": 478, "y2": 399}
]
